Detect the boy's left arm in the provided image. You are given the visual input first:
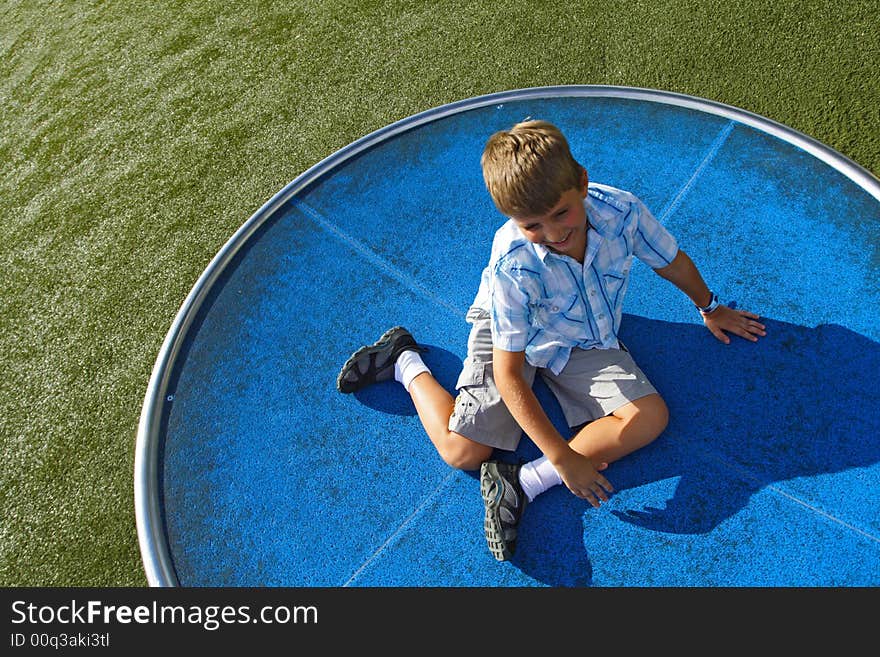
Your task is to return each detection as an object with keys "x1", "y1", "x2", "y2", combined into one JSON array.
[{"x1": 654, "y1": 250, "x2": 766, "y2": 344}]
